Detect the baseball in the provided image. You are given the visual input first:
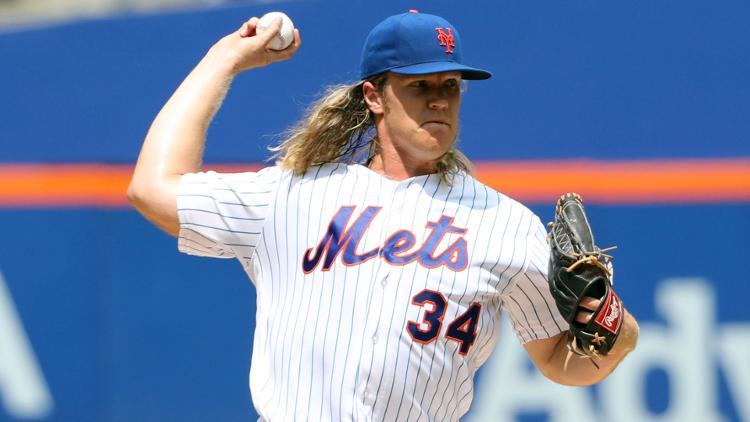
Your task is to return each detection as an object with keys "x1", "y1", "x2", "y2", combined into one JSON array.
[{"x1": 256, "y1": 12, "x2": 295, "y2": 51}]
